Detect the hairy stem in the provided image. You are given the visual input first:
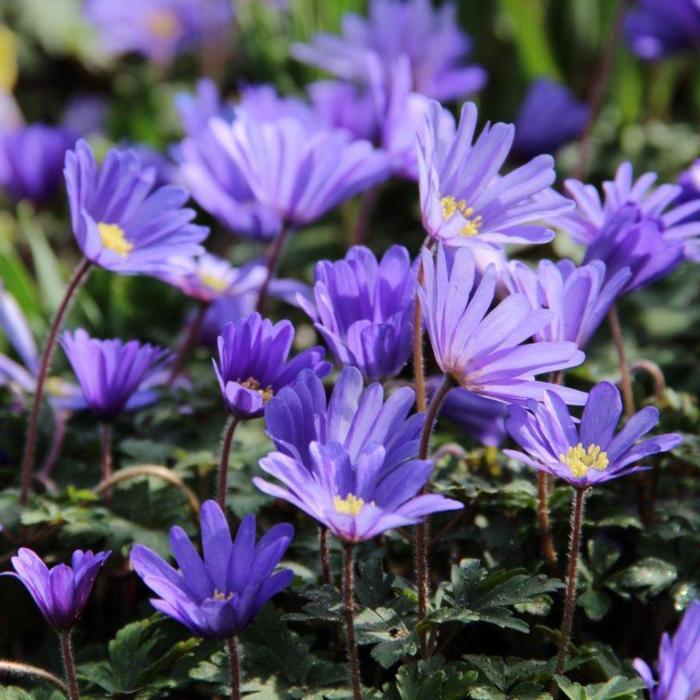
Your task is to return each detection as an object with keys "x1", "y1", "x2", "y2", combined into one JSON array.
[
  {"x1": 608, "y1": 305, "x2": 634, "y2": 418},
  {"x1": 100, "y1": 423, "x2": 113, "y2": 506},
  {"x1": 342, "y1": 543, "x2": 362, "y2": 700},
  {"x1": 319, "y1": 526, "x2": 331, "y2": 586},
  {"x1": 0, "y1": 659, "x2": 68, "y2": 694},
  {"x1": 167, "y1": 300, "x2": 208, "y2": 385},
  {"x1": 35, "y1": 409, "x2": 68, "y2": 490},
  {"x1": 226, "y1": 637, "x2": 240, "y2": 700},
  {"x1": 59, "y1": 631, "x2": 80, "y2": 700},
  {"x1": 217, "y1": 417, "x2": 239, "y2": 510},
  {"x1": 255, "y1": 224, "x2": 290, "y2": 314}
]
